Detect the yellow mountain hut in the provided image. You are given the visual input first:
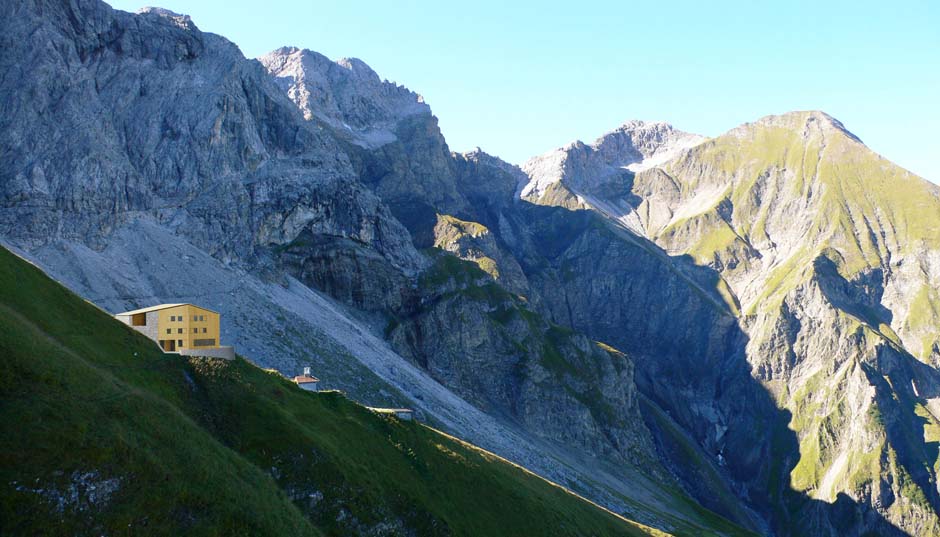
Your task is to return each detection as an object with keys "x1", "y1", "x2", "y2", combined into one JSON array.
[{"x1": 115, "y1": 303, "x2": 234, "y2": 359}]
